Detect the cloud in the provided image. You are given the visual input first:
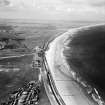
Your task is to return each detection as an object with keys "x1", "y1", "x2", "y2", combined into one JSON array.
[
  {"x1": 88, "y1": 0, "x2": 105, "y2": 7},
  {"x1": 0, "y1": 0, "x2": 105, "y2": 9},
  {"x1": 0, "y1": 0, "x2": 10, "y2": 6},
  {"x1": 8, "y1": 0, "x2": 64, "y2": 10},
  {"x1": 0, "y1": 0, "x2": 34, "y2": 9},
  {"x1": 62, "y1": 0, "x2": 105, "y2": 7},
  {"x1": 1, "y1": 0, "x2": 105, "y2": 11},
  {"x1": 0, "y1": 0, "x2": 104, "y2": 21}
]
